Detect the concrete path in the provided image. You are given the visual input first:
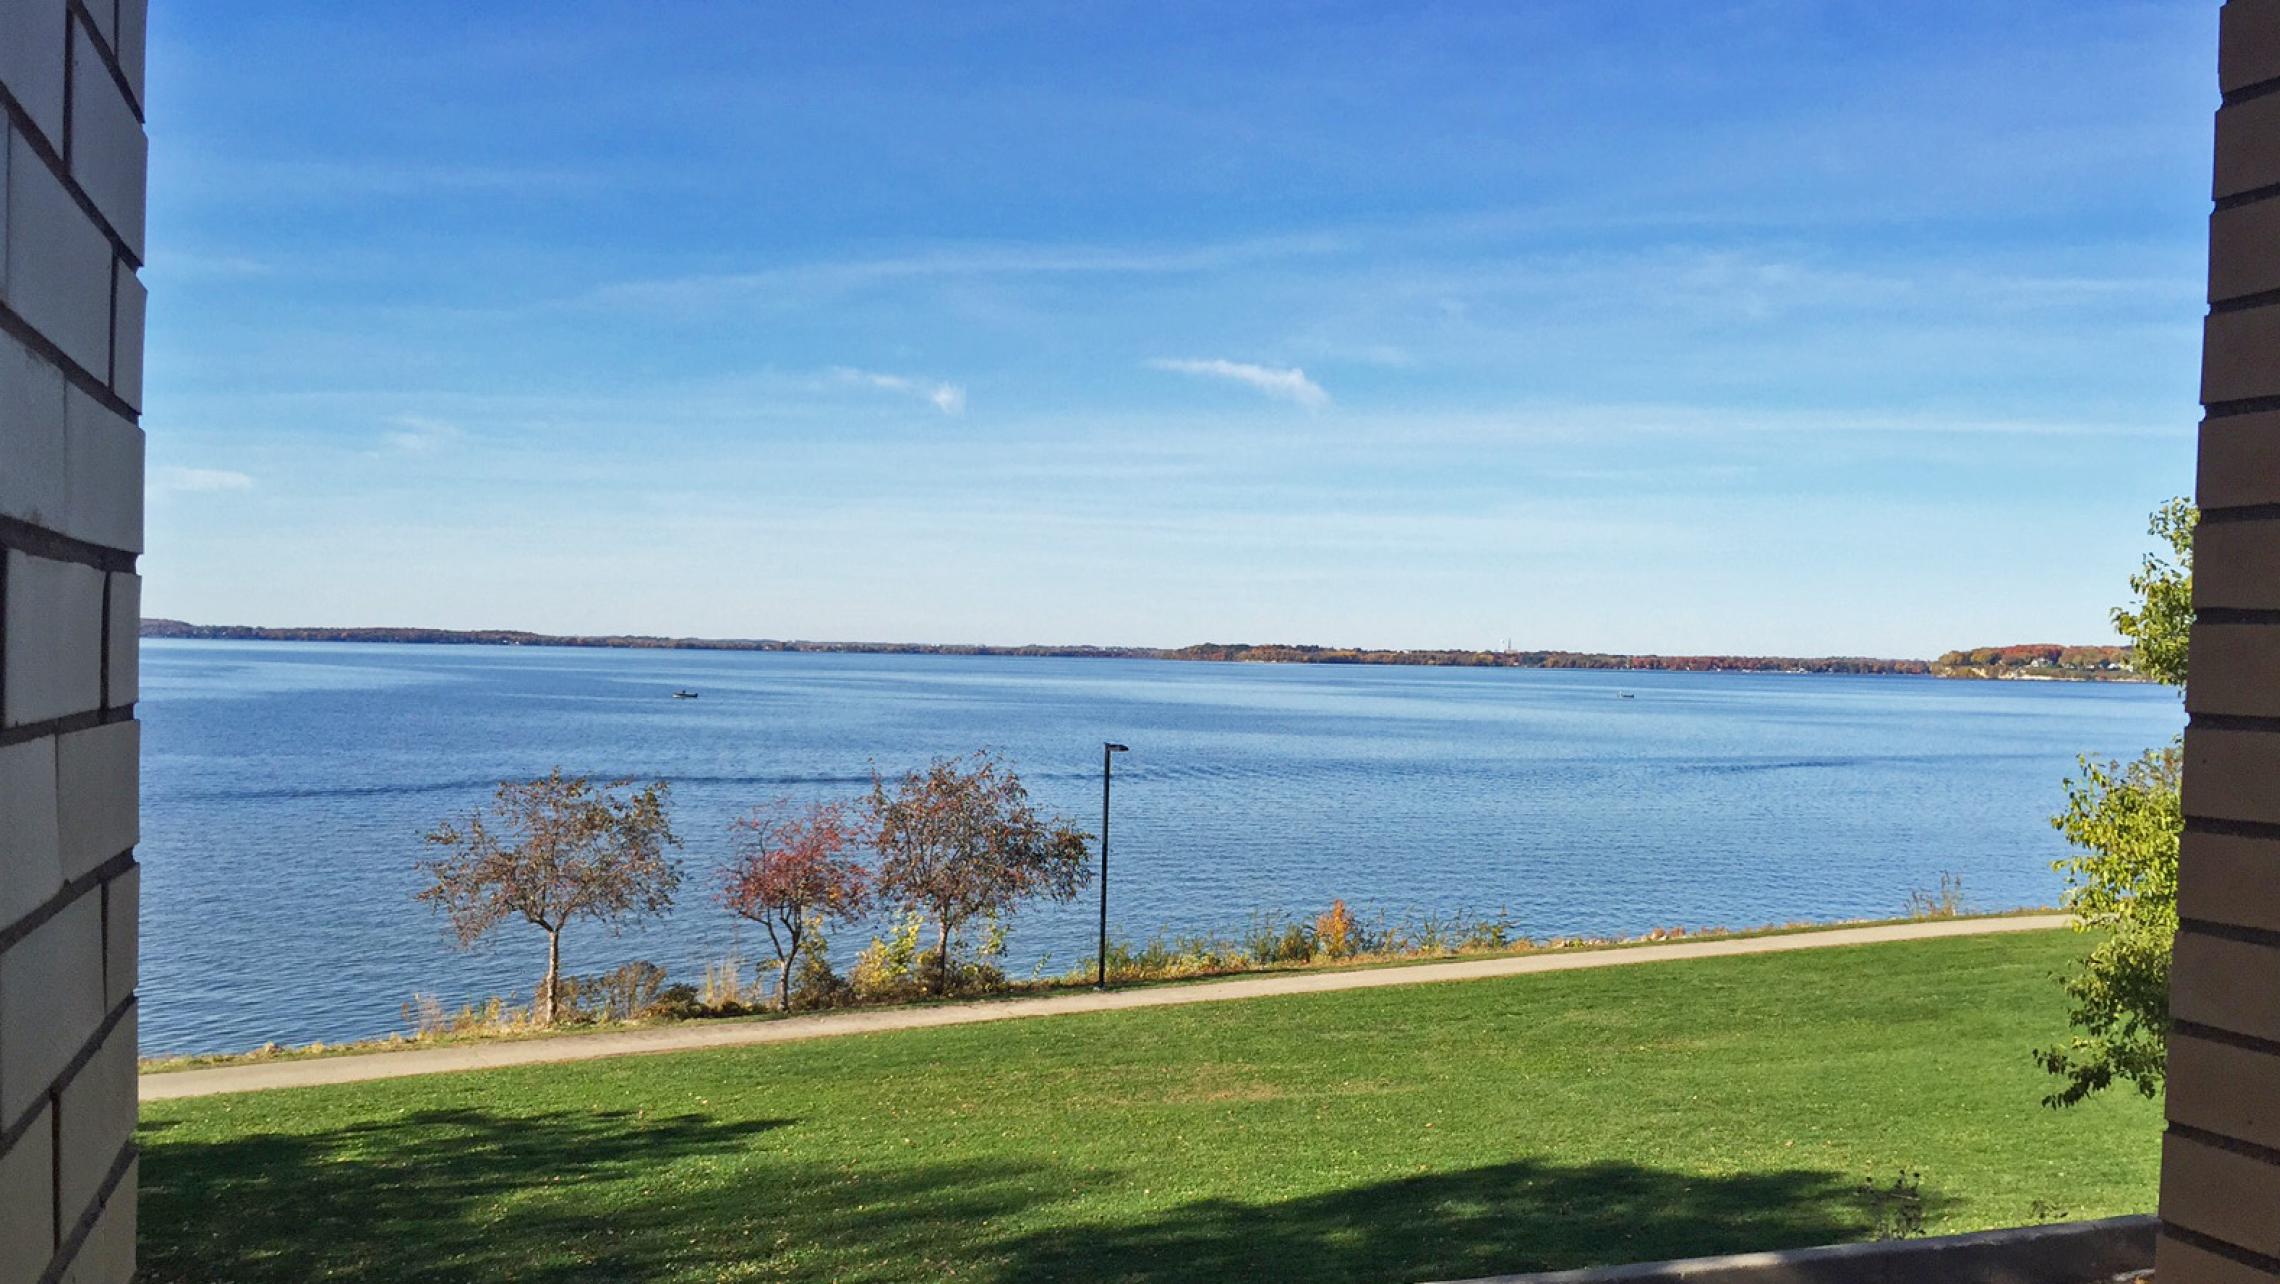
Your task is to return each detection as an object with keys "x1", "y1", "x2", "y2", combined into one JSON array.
[{"x1": 141, "y1": 914, "x2": 2069, "y2": 1102}]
